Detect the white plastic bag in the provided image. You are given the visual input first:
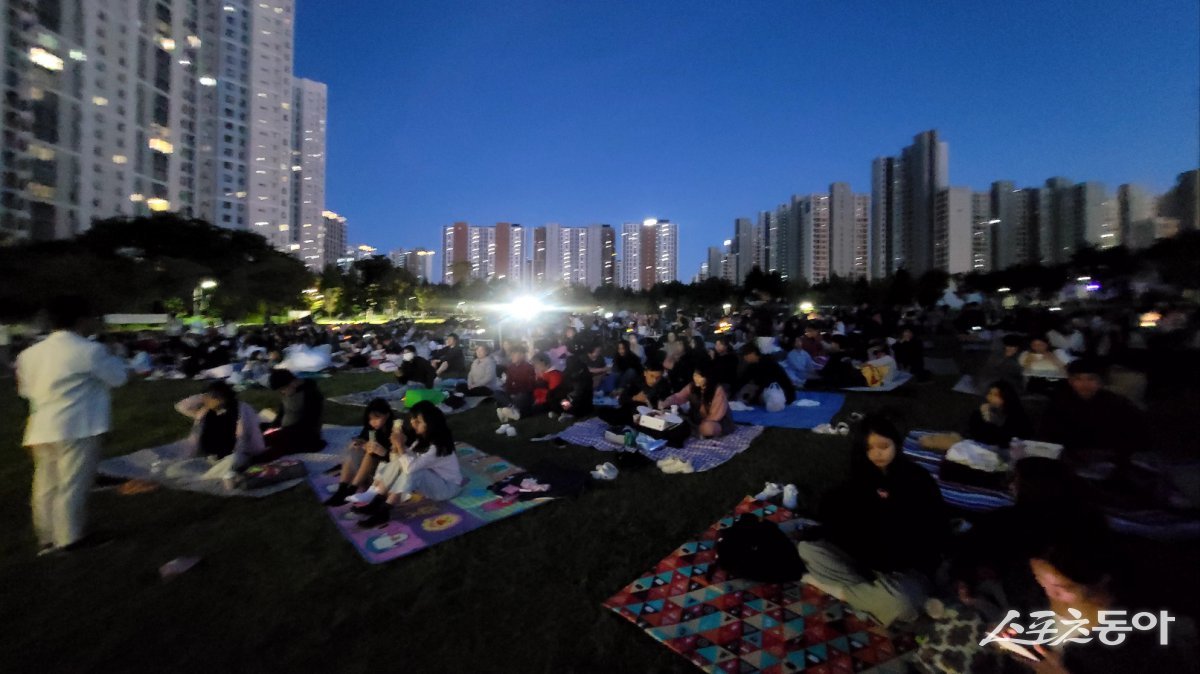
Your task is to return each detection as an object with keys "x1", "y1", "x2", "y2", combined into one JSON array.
[{"x1": 763, "y1": 383, "x2": 786, "y2": 412}]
